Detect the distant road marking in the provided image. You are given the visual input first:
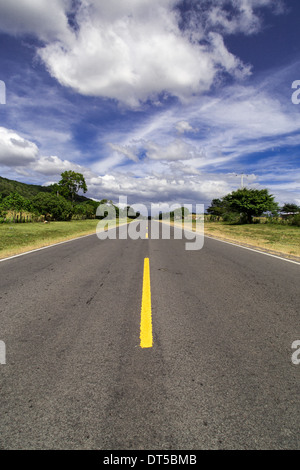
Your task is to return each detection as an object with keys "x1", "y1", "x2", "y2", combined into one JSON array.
[{"x1": 140, "y1": 258, "x2": 153, "y2": 348}]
